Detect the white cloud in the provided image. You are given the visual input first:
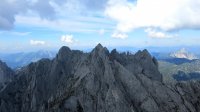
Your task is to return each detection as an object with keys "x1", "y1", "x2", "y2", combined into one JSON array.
[
  {"x1": 15, "y1": 15, "x2": 112, "y2": 33},
  {"x1": 111, "y1": 32, "x2": 128, "y2": 39},
  {"x1": 105, "y1": 0, "x2": 200, "y2": 36},
  {"x1": 61, "y1": 34, "x2": 74, "y2": 43},
  {"x1": 0, "y1": 0, "x2": 28, "y2": 30},
  {"x1": 0, "y1": 31, "x2": 31, "y2": 36},
  {"x1": 145, "y1": 28, "x2": 178, "y2": 38},
  {"x1": 12, "y1": 31, "x2": 31, "y2": 36},
  {"x1": 30, "y1": 40, "x2": 45, "y2": 45},
  {"x1": 0, "y1": 0, "x2": 109, "y2": 30},
  {"x1": 0, "y1": 0, "x2": 55, "y2": 30}
]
